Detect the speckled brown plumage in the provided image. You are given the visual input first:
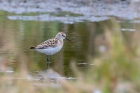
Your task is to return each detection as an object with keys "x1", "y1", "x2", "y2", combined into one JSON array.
[
  {"x1": 30, "y1": 32, "x2": 71, "y2": 56},
  {"x1": 35, "y1": 38, "x2": 59, "y2": 49}
]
